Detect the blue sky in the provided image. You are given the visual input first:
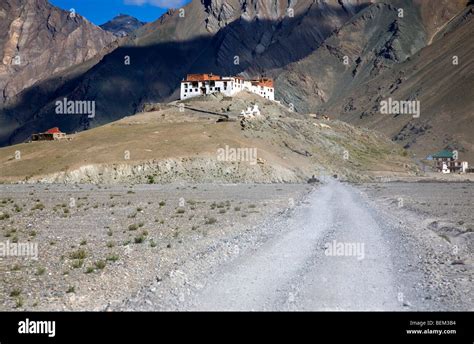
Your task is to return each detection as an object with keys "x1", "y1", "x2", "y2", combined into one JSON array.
[{"x1": 49, "y1": 0, "x2": 189, "y2": 25}]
